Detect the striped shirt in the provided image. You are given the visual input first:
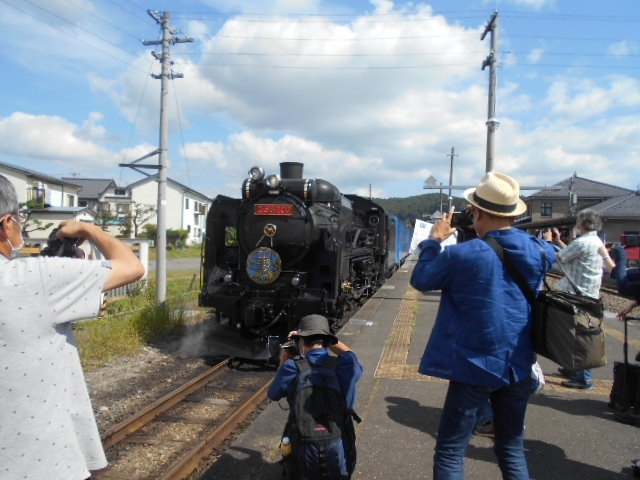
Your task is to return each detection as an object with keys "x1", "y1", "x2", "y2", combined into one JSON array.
[{"x1": 555, "y1": 230, "x2": 605, "y2": 298}]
